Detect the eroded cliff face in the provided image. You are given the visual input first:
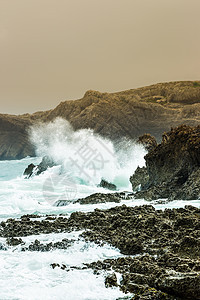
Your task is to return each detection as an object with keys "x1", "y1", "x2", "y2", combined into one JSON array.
[
  {"x1": 0, "y1": 114, "x2": 35, "y2": 160},
  {"x1": 131, "y1": 125, "x2": 200, "y2": 200},
  {"x1": 1, "y1": 81, "x2": 200, "y2": 160}
]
